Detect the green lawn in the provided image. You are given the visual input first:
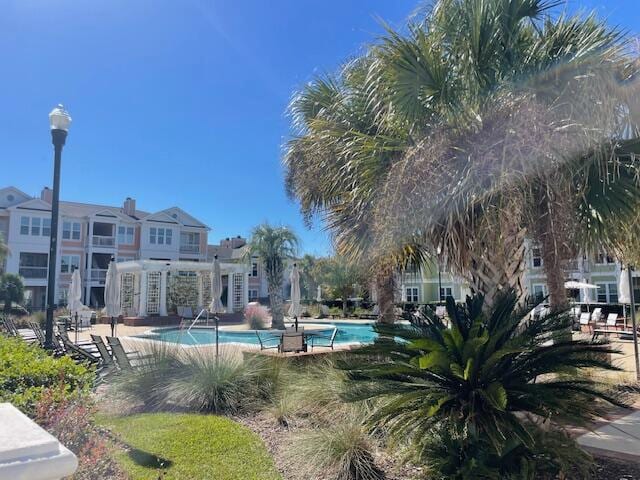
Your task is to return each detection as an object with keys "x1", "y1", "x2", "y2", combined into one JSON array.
[{"x1": 99, "y1": 413, "x2": 281, "y2": 480}]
